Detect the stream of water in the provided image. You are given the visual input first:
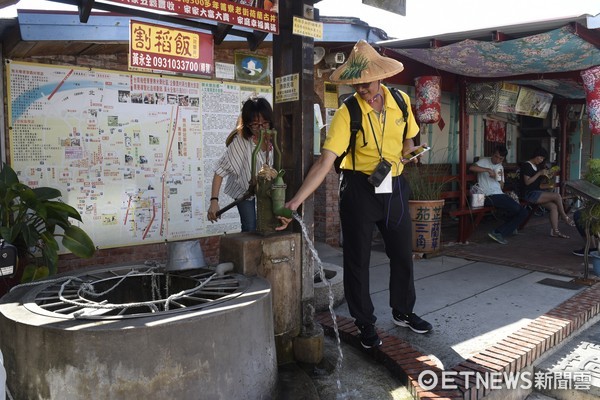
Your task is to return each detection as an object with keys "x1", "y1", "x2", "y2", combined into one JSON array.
[{"x1": 293, "y1": 213, "x2": 357, "y2": 397}]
